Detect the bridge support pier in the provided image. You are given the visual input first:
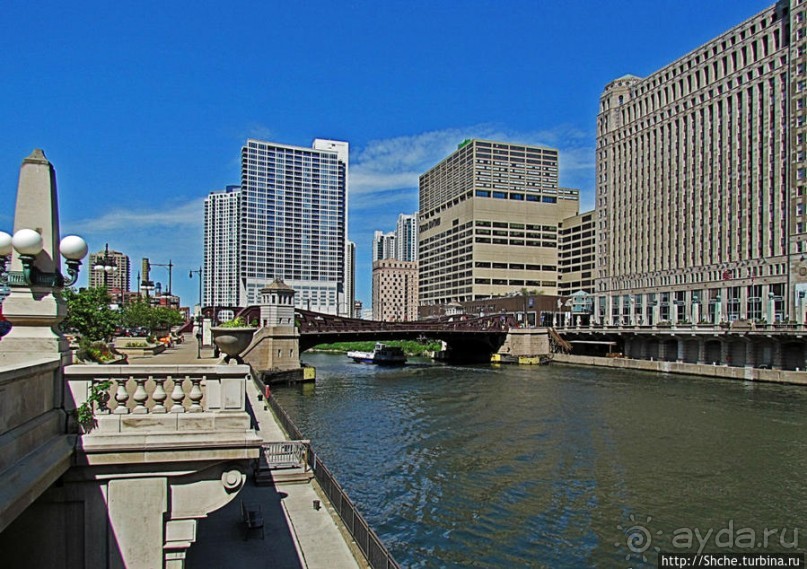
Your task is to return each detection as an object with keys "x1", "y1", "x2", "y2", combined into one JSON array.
[
  {"x1": 497, "y1": 329, "x2": 550, "y2": 358},
  {"x1": 242, "y1": 281, "x2": 302, "y2": 379}
]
